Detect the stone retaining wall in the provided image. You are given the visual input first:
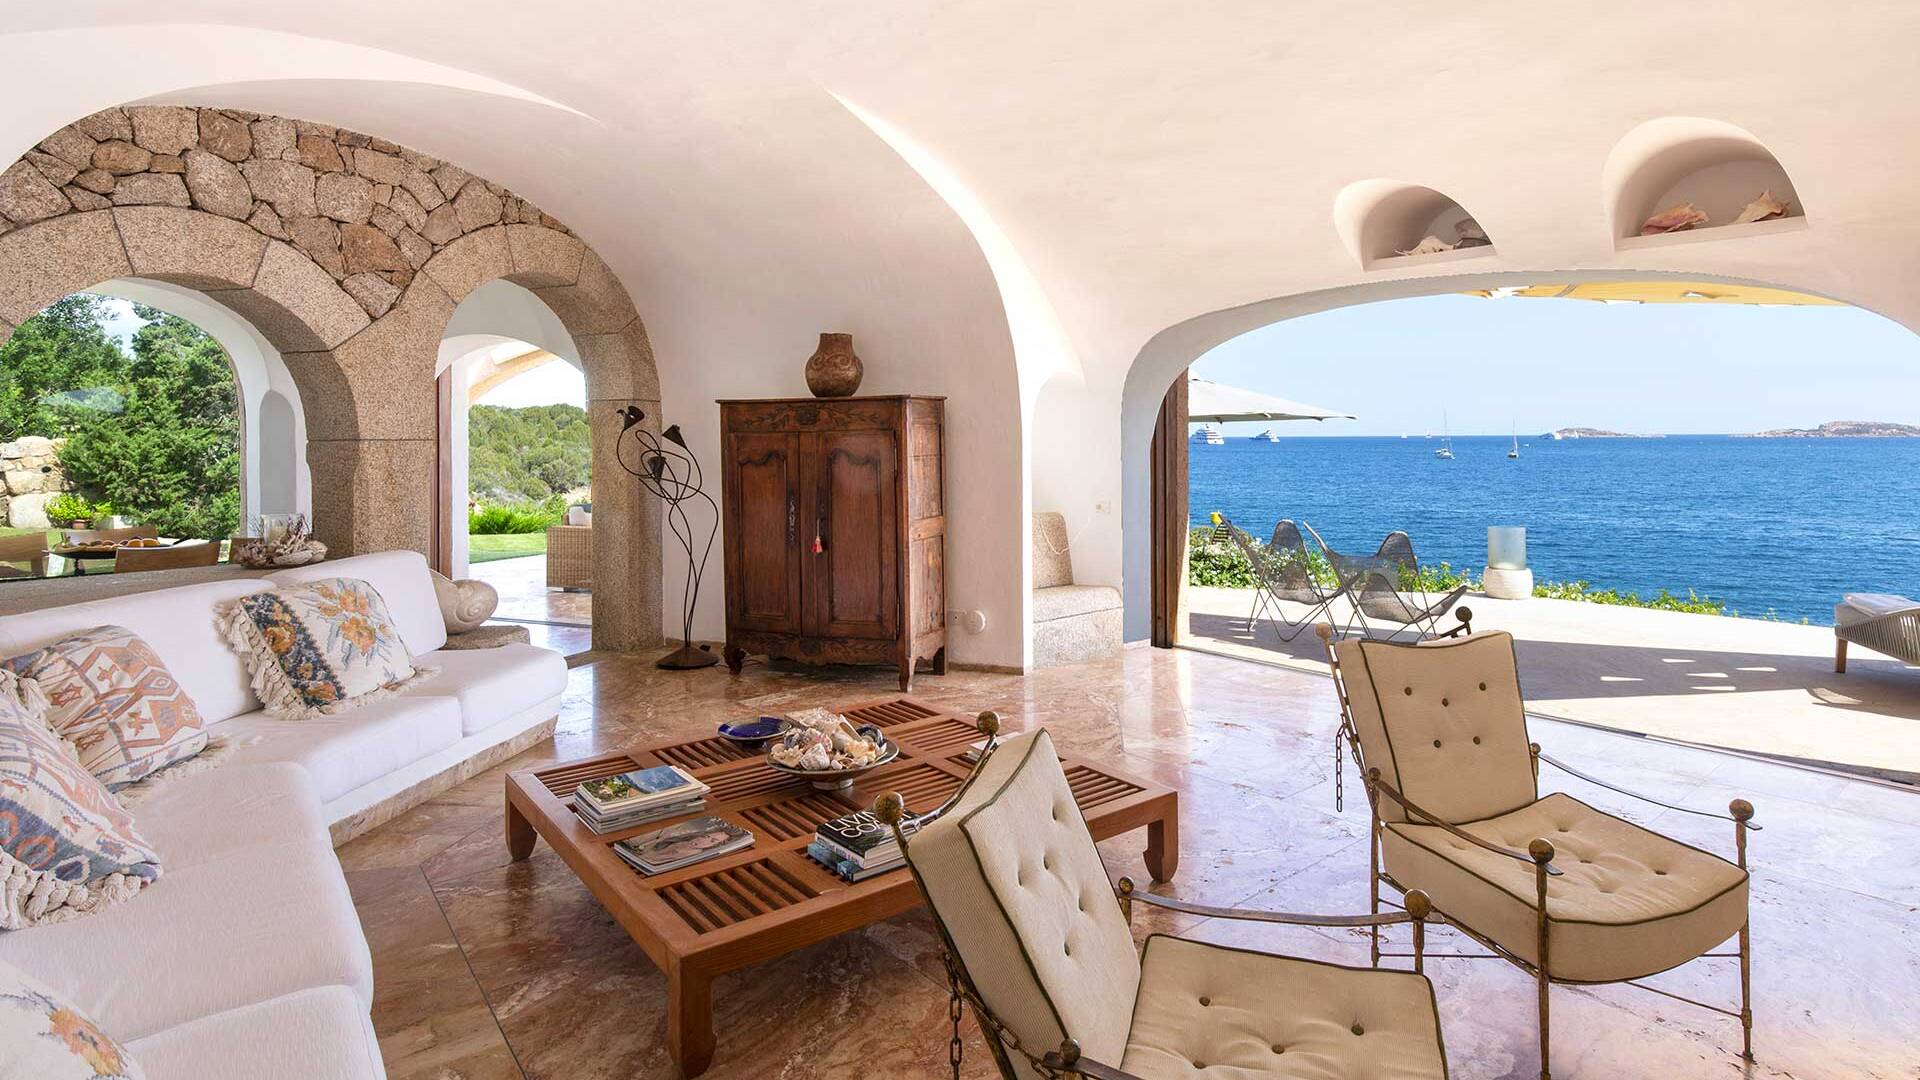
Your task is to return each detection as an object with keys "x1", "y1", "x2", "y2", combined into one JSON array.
[{"x1": 0, "y1": 435, "x2": 73, "y2": 528}]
